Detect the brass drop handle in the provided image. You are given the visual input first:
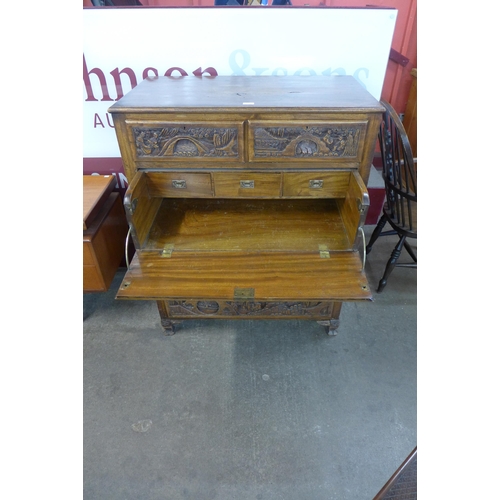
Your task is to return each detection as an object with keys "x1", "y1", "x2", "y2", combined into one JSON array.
[
  {"x1": 309, "y1": 179, "x2": 324, "y2": 189},
  {"x1": 240, "y1": 180, "x2": 255, "y2": 189},
  {"x1": 172, "y1": 179, "x2": 187, "y2": 189}
]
